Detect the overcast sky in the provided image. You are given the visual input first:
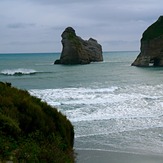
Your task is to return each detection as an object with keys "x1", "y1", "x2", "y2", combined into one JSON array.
[{"x1": 0, "y1": 0, "x2": 163, "y2": 53}]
